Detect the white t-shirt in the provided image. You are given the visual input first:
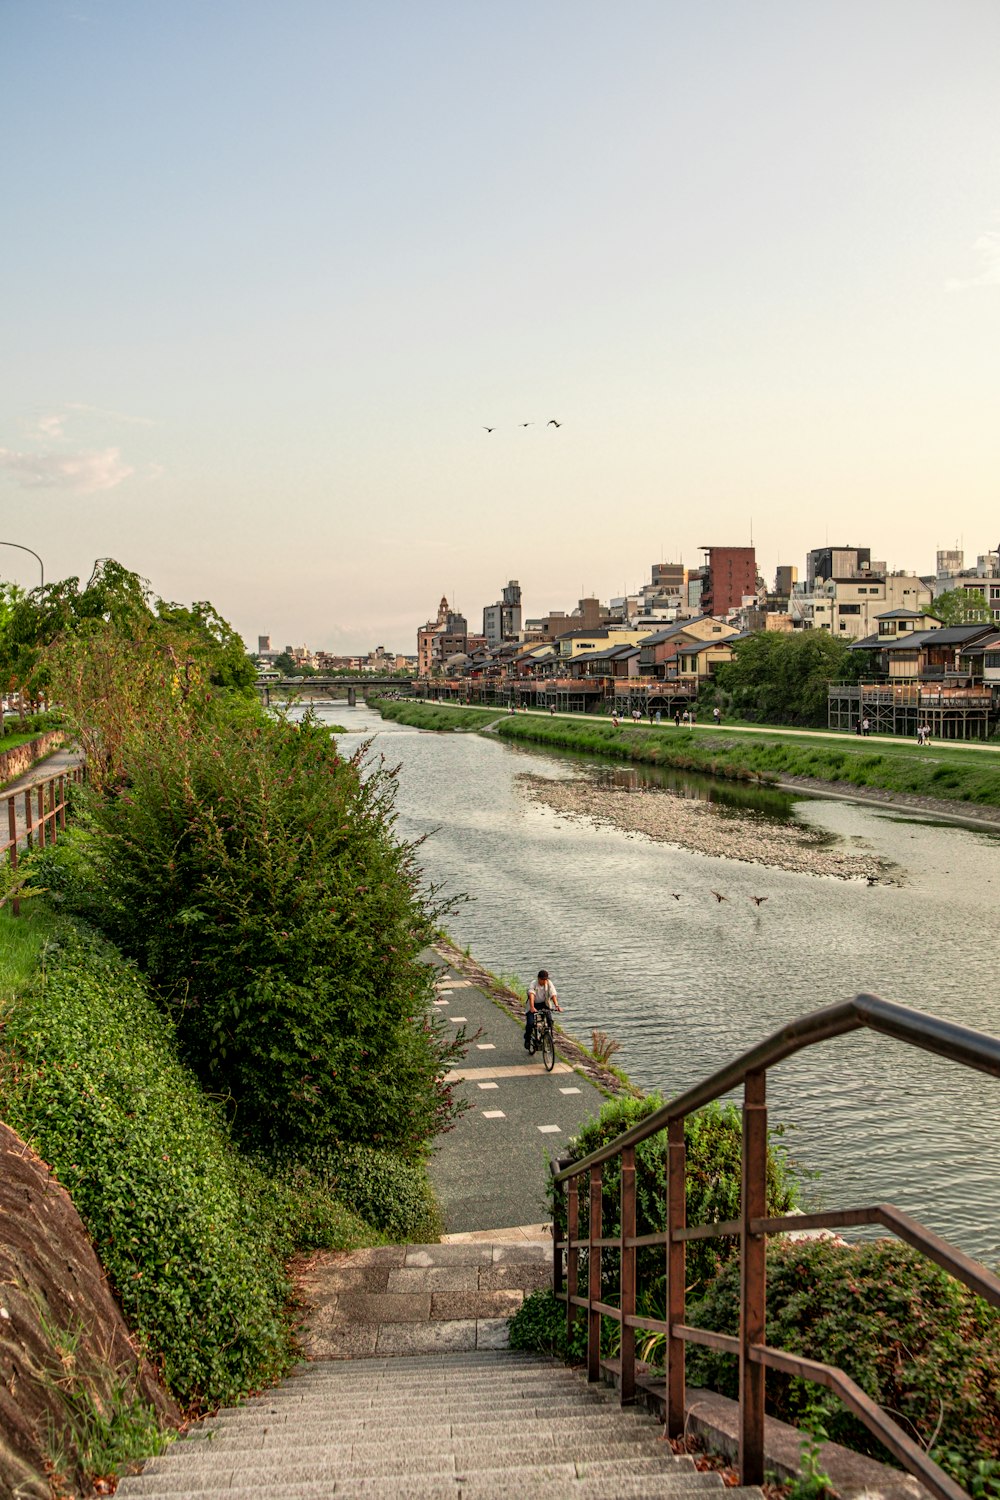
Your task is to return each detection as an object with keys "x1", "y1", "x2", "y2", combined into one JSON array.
[{"x1": 527, "y1": 978, "x2": 557, "y2": 1014}]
